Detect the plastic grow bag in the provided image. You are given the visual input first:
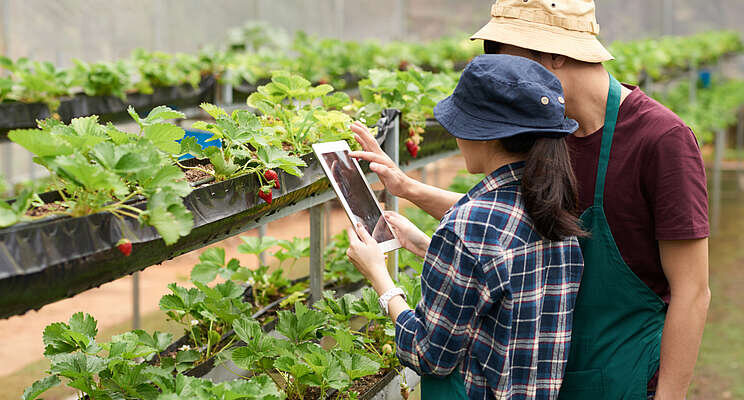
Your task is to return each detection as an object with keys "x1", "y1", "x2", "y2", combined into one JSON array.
[{"x1": 0, "y1": 109, "x2": 400, "y2": 319}]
